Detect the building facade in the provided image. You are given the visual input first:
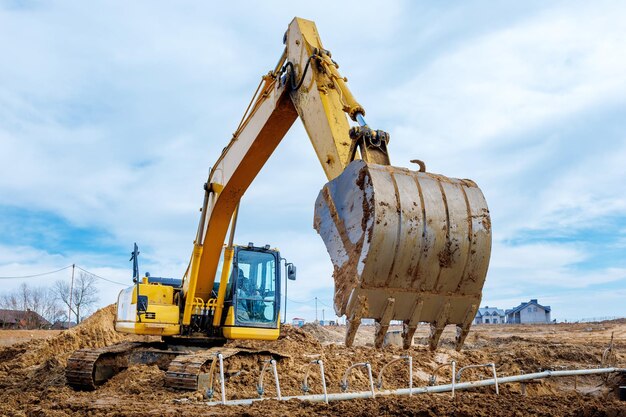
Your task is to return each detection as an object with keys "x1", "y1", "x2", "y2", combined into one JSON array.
[
  {"x1": 291, "y1": 317, "x2": 305, "y2": 327},
  {"x1": 506, "y1": 299, "x2": 551, "y2": 324},
  {"x1": 474, "y1": 306, "x2": 506, "y2": 324},
  {"x1": 0, "y1": 309, "x2": 50, "y2": 329}
]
